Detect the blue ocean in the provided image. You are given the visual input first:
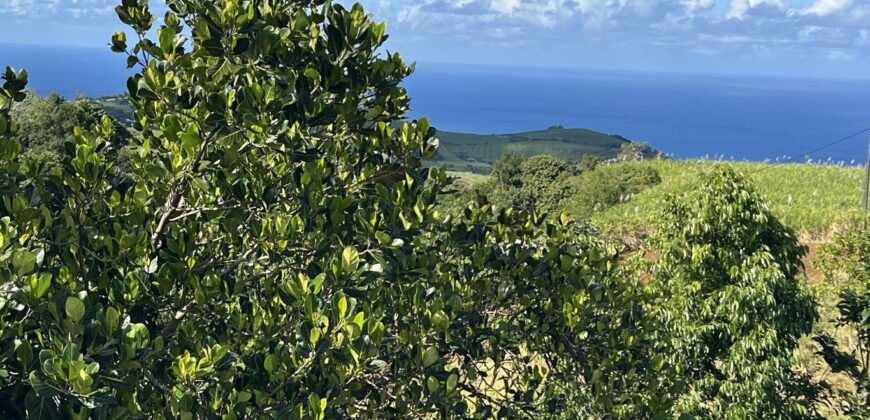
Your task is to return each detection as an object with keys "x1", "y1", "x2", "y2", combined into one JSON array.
[{"x1": 3, "y1": 43, "x2": 869, "y2": 163}]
